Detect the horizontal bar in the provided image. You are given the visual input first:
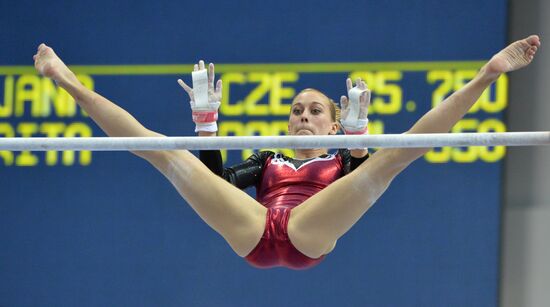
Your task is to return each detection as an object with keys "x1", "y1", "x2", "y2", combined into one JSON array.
[{"x1": 0, "y1": 132, "x2": 548, "y2": 151}]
